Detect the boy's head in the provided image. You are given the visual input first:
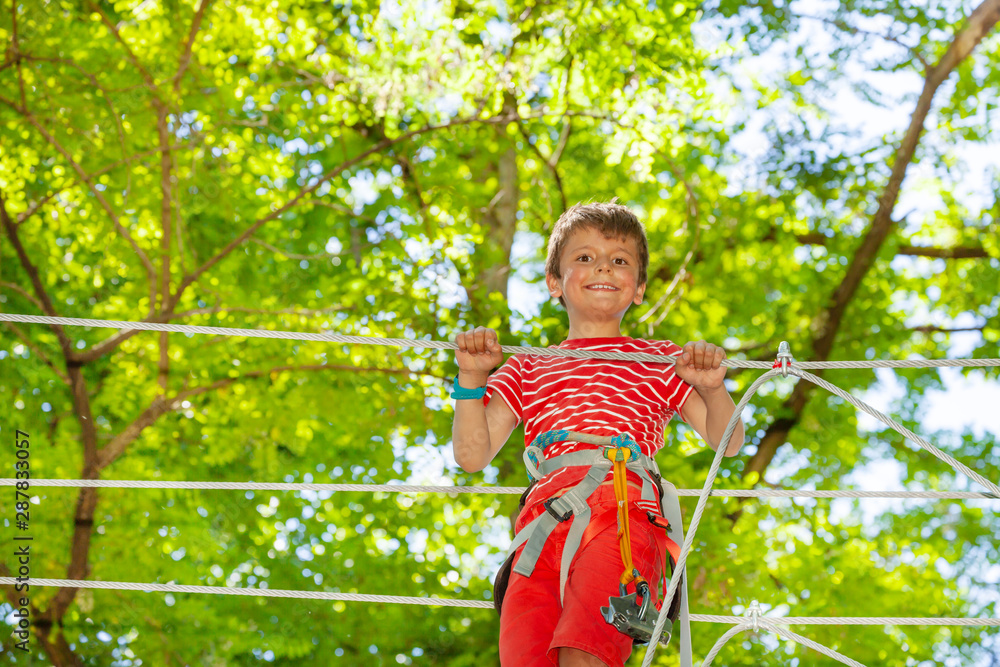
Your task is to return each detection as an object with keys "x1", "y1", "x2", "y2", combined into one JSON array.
[{"x1": 544, "y1": 199, "x2": 649, "y2": 309}]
